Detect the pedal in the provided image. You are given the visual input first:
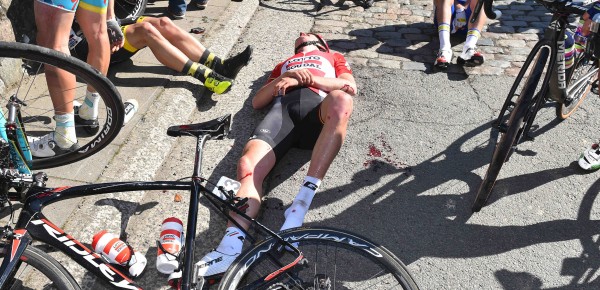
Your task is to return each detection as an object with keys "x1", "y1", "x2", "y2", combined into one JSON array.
[{"x1": 234, "y1": 197, "x2": 249, "y2": 212}]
